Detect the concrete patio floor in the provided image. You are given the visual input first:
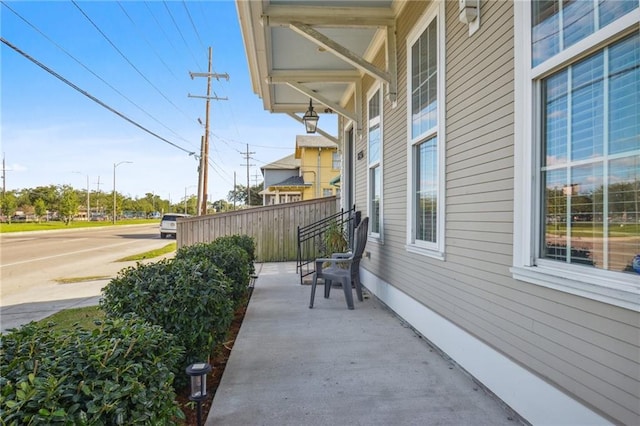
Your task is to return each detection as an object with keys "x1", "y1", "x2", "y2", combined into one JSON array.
[{"x1": 206, "y1": 262, "x2": 523, "y2": 426}]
